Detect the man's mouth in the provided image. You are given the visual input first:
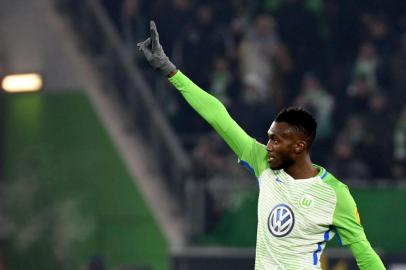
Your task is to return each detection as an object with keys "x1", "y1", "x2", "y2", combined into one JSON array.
[{"x1": 268, "y1": 155, "x2": 276, "y2": 162}]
